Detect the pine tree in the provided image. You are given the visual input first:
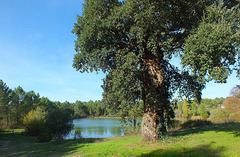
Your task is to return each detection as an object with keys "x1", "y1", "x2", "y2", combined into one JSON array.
[{"x1": 0, "y1": 80, "x2": 12, "y2": 128}]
